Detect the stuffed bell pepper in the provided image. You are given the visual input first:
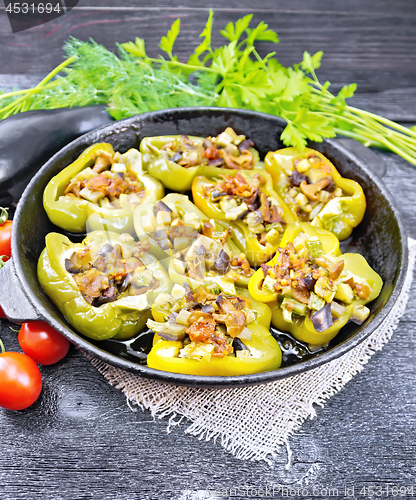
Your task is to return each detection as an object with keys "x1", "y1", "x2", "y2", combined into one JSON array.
[
  {"x1": 37, "y1": 230, "x2": 172, "y2": 340},
  {"x1": 140, "y1": 127, "x2": 260, "y2": 191},
  {"x1": 249, "y1": 223, "x2": 382, "y2": 346},
  {"x1": 134, "y1": 193, "x2": 254, "y2": 292},
  {"x1": 265, "y1": 147, "x2": 366, "y2": 240},
  {"x1": 43, "y1": 143, "x2": 164, "y2": 234},
  {"x1": 168, "y1": 228, "x2": 254, "y2": 296},
  {"x1": 192, "y1": 171, "x2": 296, "y2": 266},
  {"x1": 146, "y1": 284, "x2": 282, "y2": 376}
]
